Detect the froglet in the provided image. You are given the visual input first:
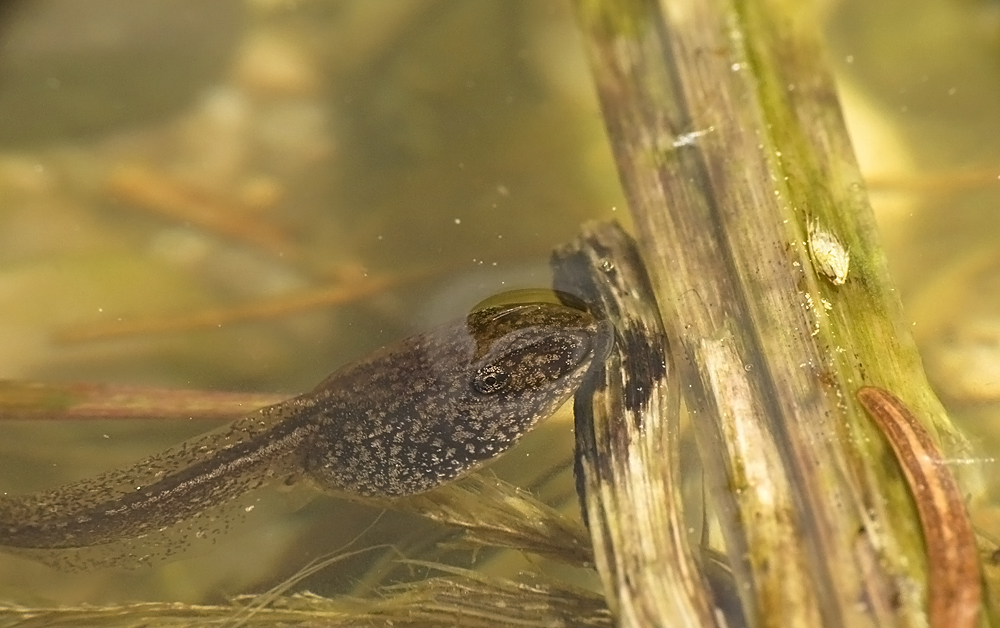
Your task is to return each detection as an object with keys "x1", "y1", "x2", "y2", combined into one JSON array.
[{"x1": 0, "y1": 302, "x2": 608, "y2": 551}]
